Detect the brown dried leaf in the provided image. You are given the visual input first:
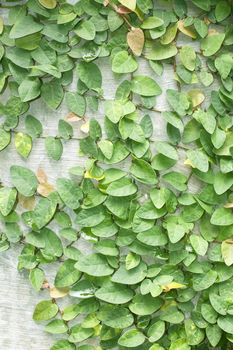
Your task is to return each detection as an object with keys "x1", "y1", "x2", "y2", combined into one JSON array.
[
  {"x1": 116, "y1": 5, "x2": 133, "y2": 14},
  {"x1": 65, "y1": 112, "x2": 82, "y2": 123},
  {"x1": 127, "y1": 27, "x2": 145, "y2": 56},
  {"x1": 37, "y1": 167, "x2": 48, "y2": 184}
]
